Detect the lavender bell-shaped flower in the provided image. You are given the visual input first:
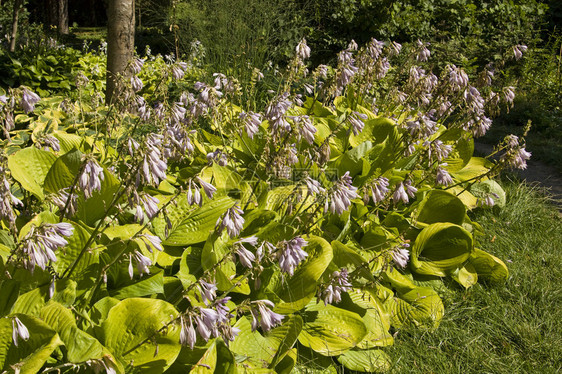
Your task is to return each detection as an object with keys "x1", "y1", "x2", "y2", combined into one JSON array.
[
  {"x1": 197, "y1": 177, "x2": 217, "y2": 199},
  {"x1": 251, "y1": 300, "x2": 284, "y2": 332},
  {"x1": 12, "y1": 317, "x2": 30, "y2": 347},
  {"x1": 327, "y1": 171, "x2": 358, "y2": 215},
  {"x1": 180, "y1": 316, "x2": 197, "y2": 349},
  {"x1": 21, "y1": 89, "x2": 40, "y2": 113},
  {"x1": 296, "y1": 38, "x2": 311, "y2": 60},
  {"x1": 392, "y1": 243, "x2": 410, "y2": 268},
  {"x1": 320, "y1": 268, "x2": 352, "y2": 305},
  {"x1": 139, "y1": 234, "x2": 163, "y2": 253},
  {"x1": 393, "y1": 182, "x2": 409, "y2": 204},
  {"x1": 348, "y1": 112, "x2": 367, "y2": 135},
  {"x1": 278, "y1": 236, "x2": 308, "y2": 276},
  {"x1": 79, "y1": 159, "x2": 104, "y2": 199},
  {"x1": 369, "y1": 177, "x2": 389, "y2": 204},
  {"x1": 436, "y1": 165, "x2": 453, "y2": 186},
  {"x1": 199, "y1": 279, "x2": 217, "y2": 305},
  {"x1": 131, "y1": 75, "x2": 143, "y2": 92},
  {"x1": 216, "y1": 205, "x2": 245, "y2": 238},
  {"x1": 240, "y1": 111, "x2": 262, "y2": 139},
  {"x1": 172, "y1": 62, "x2": 188, "y2": 81},
  {"x1": 22, "y1": 223, "x2": 74, "y2": 271}
]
